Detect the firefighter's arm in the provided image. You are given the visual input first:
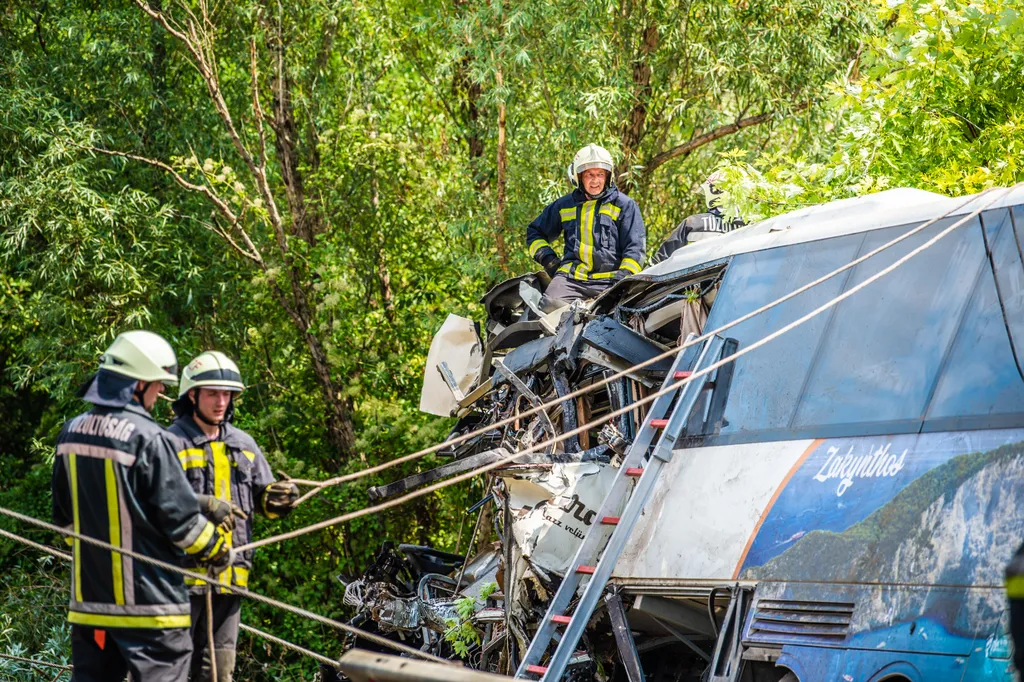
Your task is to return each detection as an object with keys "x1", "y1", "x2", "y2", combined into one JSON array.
[
  {"x1": 527, "y1": 201, "x2": 563, "y2": 268},
  {"x1": 144, "y1": 434, "x2": 229, "y2": 563},
  {"x1": 616, "y1": 200, "x2": 647, "y2": 276}
]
